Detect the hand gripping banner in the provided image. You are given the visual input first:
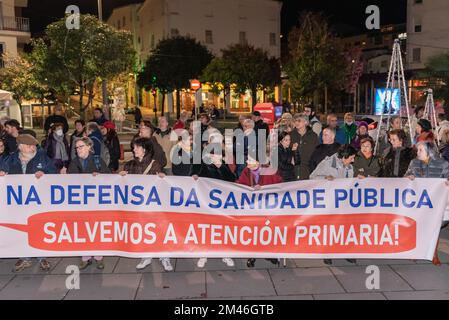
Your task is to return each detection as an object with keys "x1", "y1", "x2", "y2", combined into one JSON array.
[{"x1": 0, "y1": 175, "x2": 447, "y2": 260}]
